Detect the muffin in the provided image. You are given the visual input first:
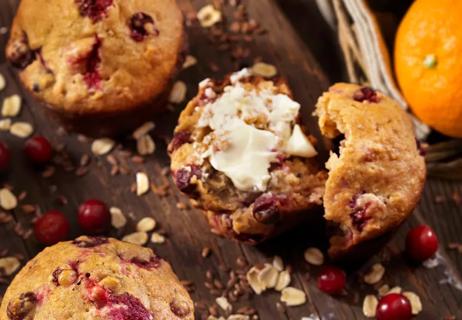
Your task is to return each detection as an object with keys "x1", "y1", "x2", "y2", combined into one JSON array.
[
  {"x1": 315, "y1": 83, "x2": 426, "y2": 258},
  {"x1": 169, "y1": 69, "x2": 327, "y2": 243},
  {"x1": 6, "y1": 0, "x2": 185, "y2": 136},
  {"x1": 0, "y1": 236, "x2": 194, "y2": 319}
]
